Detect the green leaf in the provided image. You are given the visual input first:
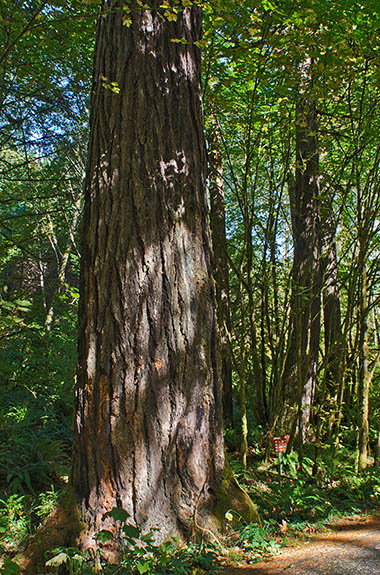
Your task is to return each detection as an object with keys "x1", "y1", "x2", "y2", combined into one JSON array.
[
  {"x1": 137, "y1": 562, "x2": 151, "y2": 574},
  {"x1": 122, "y1": 16, "x2": 132, "y2": 26},
  {"x1": 0, "y1": 558, "x2": 20, "y2": 575},
  {"x1": 103, "y1": 507, "x2": 130, "y2": 522},
  {"x1": 165, "y1": 11, "x2": 178, "y2": 21},
  {"x1": 14, "y1": 300, "x2": 31, "y2": 308},
  {"x1": 261, "y1": 0, "x2": 276, "y2": 10},
  {"x1": 22, "y1": 469, "x2": 34, "y2": 494},
  {"x1": 123, "y1": 524, "x2": 140, "y2": 539},
  {"x1": 72, "y1": 554, "x2": 85, "y2": 562},
  {"x1": 45, "y1": 552, "x2": 69, "y2": 567},
  {"x1": 97, "y1": 529, "x2": 114, "y2": 543},
  {"x1": 170, "y1": 38, "x2": 188, "y2": 44}
]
